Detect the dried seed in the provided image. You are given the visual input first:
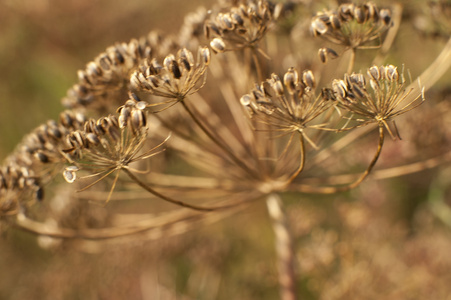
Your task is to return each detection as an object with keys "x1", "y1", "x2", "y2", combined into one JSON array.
[
  {"x1": 35, "y1": 151, "x2": 49, "y2": 163},
  {"x1": 240, "y1": 94, "x2": 252, "y2": 106},
  {"x1": 210, "y1": 38, "x2": 226, "y2": 53},
  {"x1": 130, "y1": 109, "x2": 147, "y2": 133},
  {"x1": 284, "y1": 68, "x2": 299, "y2": 94},
  {"x1": 200, "y1": 47, "x2": 211, "y2": 65},
  {"x1": 385, "y1": 65, "x2": 398, "y2": 82},
  {"x1": 270, "y1": 74, "x2": 284, "y2": 96},
  {"x1": 302, "y1": 70, "x2": 315, "y2": 89},
  {"x1": 86, "y1": 133, "x2": 100, "y2": 146},
  {"x1": 311, "y1": 18, "x2": 328, "y2": 36},
  {"x1": 231, "y1": 12, "x2": 244, "y2": 26},
  {"x1": 329, "y1": 13, "x2": 341, "y2": 29},
  {"x1": 332, "y1": 79, "x2": 348, "y2": 100},
  {"x1": 354, "y1": 6, "x2": 366, "y2": 23},
  {"x1": 136, "y1": 101, "x2": 147, "y2": 110},
  {"x1": 119, "y1": 107, "x2": 131, "y2": 128},
  {"x1": 368, "y1": 65, "x2": 381, "y2": 81},
  {"x1": 380, "y1": 9, "x2": 391, "y2": 26},
  {"x1": 63, "y1": 166, "x2": 79, "y2": 183}
]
